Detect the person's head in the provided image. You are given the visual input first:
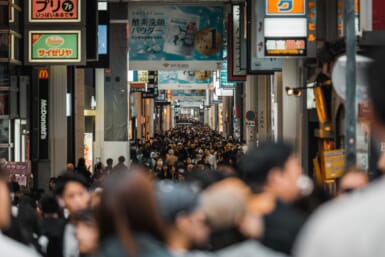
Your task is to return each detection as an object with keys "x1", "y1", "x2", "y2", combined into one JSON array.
[
  {"x1": 239, "y1": 142, "x2": 303, "y2": 203},
  {"x1": 118, "y1": 156, "x2": 125, "y2": 164},
  {"x1": 162, "y1": 164, "x2": 169, "y2": 172},
  {"x1": 40, "y1": 193, "x2": 60, "y2": 218},
  {"x1": 338, "y1": 167, "x2": 369, "y2": 196},
  {"x1": 55, "y1": 172, "x2": 90, "y2": 214},
  {"x1": 97, "y1": 166, "x2": 165, "y2": 255},
  {"x1": 72, "y1": 209, "x2": 99, "y2": 255},
  {"x1": 48, "y1": 177, "x2": 57, "y2": 191},
  {"x1": 0, "y1": 166, "x2": 10, "y2": 229},
  {"x1": 154, "y1": 180, "x2": 209, "y2": 249},
  {"x1": 77, "y1": 158, "x2": 86, "y2": 168},
  {"x1": 202, "y1": 178, "x2": 263, "y2": 239},
  {"x1": 106, "y1": 158, "x2": 113, "y2": 166},
  {"x1": 66, "y1": 163, "x2": 74, "y2": 171}
]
